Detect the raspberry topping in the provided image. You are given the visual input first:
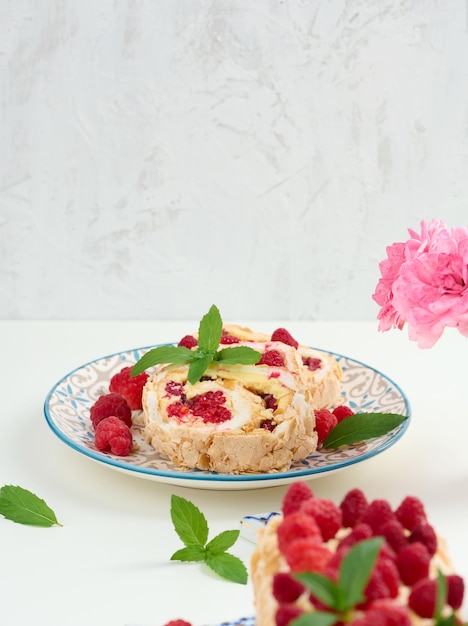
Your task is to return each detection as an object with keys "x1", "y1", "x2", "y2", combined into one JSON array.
[
  {"x1": 89, "y1": 393, "x2": 132, "y2": 429},
  {"x1": 219, "y1": 331, "x2": 240, "y2": 344},
  {"x1": 165, "y1": 381, "x2": 185, "y2": 397},
  {"x1": 272, "y1": 572, "x2": 305, "y2": 604},
  {"x1": 168, "y1": 391, "x2": 232, "y2": 424},
  {"x1": 408, "y1": 522, "x2": 437, "y2": 556},
  {"x1": 282, "y1": 482, "x2": 314, "y2": 516},
  {"x1": 340, "y1": 488, "x2": 368, "y2": 527},
  {"x1": 314, "y1": 409, "x2": 338, "y2": 446},
  {"x1": 302, "y1": 357, "x2": 322, "y2": 371},
  {"x1": 338, "y1": 523, "x2": 373, "y2": 550},
  {"x1": 271, "y1": 328, "x2": 299, "y2": 349},
  {"x1": 164, "y1": 621, "x2": 192, "y2": 626},
  {"x1": 262, "y1": 393, "x2": 278, "y2": 411},
  {"x1": 380, "y1": 519, "x2": 407, "y2": 554},
  {"x1": 284, "y1": 537, "x2": 333, "y2": 574},
  {"x1": 178, "y1": 335, "x2": 198, "y2": 349},
  {"x1": 361, "y1": 499, "x2": 396, "y2": 534},
  {"x1": 94, "y1": 416, "x2": 133, "y2": 456},
  {"x1": 447, "y1": 574, "x2": 465, "y2": 609},
  {"x1": 300, "y1": 497, "x2": 342, "y2": 541},
  {"x1": 260, "y1": 419, "x2": 276, "y2": 431},
  {"x1": 258, "y1": 350, "x2": 285, "y2": 367},
  {"x1": 109, "y1": 366, "x2": 148, "y2": 410},
  {"x1": 397, "y1": 541, "x2": 431, "y2": 586},
  {"x1": 408, "y1": 577, "x2": 437, "y2": 618},
  {"x1": 277, "y1": 512, "x2": 322, "y2": 554},
  {"x1": 275, "y1": 604, "x2": 303, "y2": 626},
  {"x1": 395, "y1": 496, "x2": 427, "y2": 531}
]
